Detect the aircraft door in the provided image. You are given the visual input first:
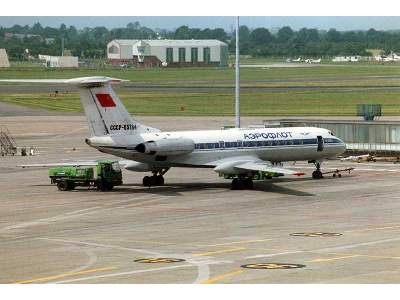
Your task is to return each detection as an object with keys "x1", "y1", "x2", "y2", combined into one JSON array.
[{"x1": 317, "y1": 135, "x2": 324, "y2": 151}]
